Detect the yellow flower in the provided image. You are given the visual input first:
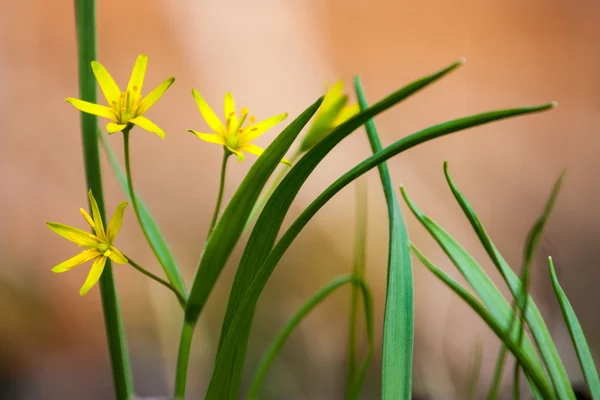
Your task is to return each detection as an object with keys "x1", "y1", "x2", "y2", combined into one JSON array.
[
  {"x1": 47, "y1": 190, "x2": 128, "y2": 296},
  {"x1": 189, "y1": 90, "x2": 290, "y2": 164},
  {"x1": 299, "y1": 81, "x2": 360, "y2": 152},
  {"x1": 66, "y1": 54, "x2": 174, "y2": 139}
]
